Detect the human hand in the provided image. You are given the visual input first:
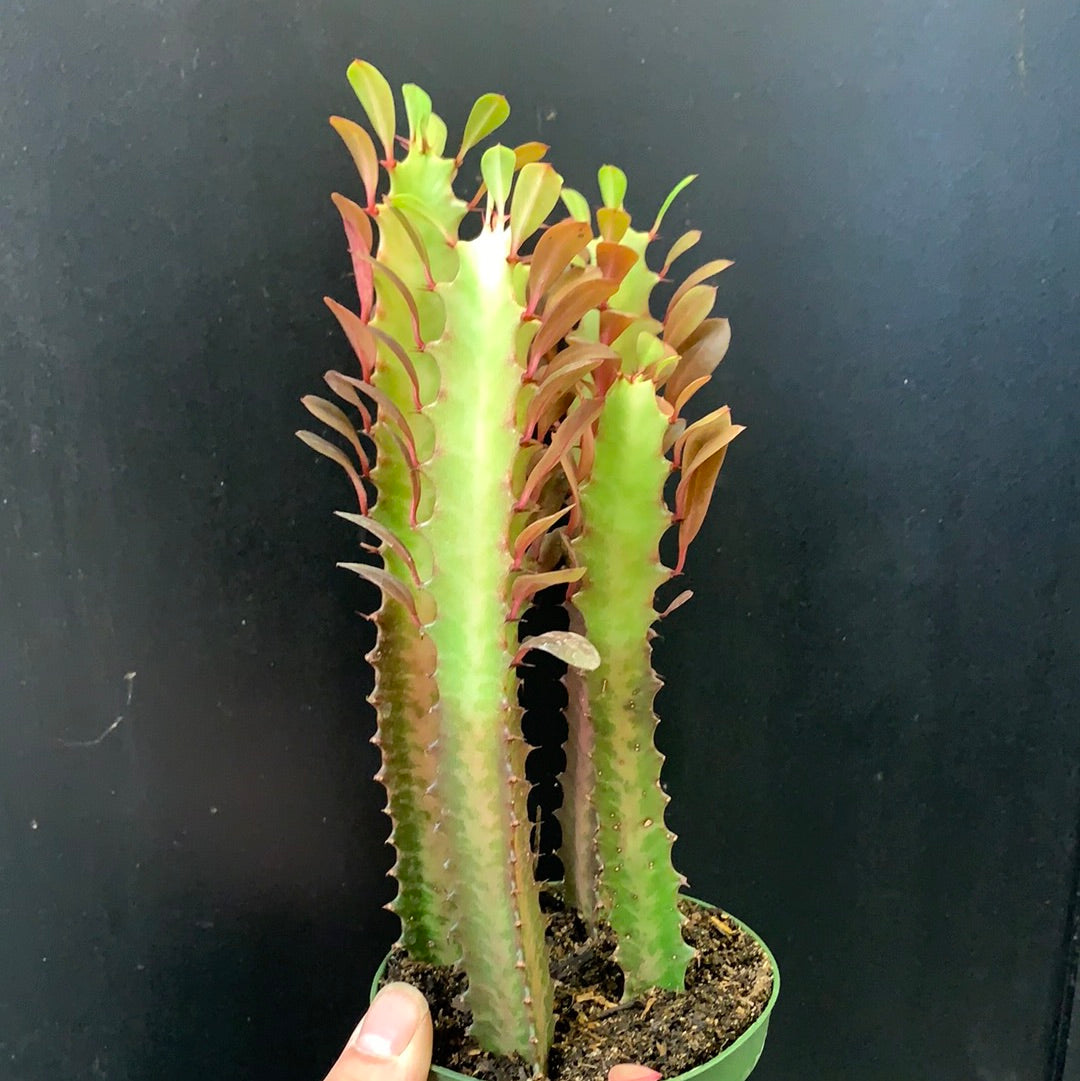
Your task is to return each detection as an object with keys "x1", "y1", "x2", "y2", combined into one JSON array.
[{"x1": 323, "y1": 982, "x2": 662, "y2": 1081}]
